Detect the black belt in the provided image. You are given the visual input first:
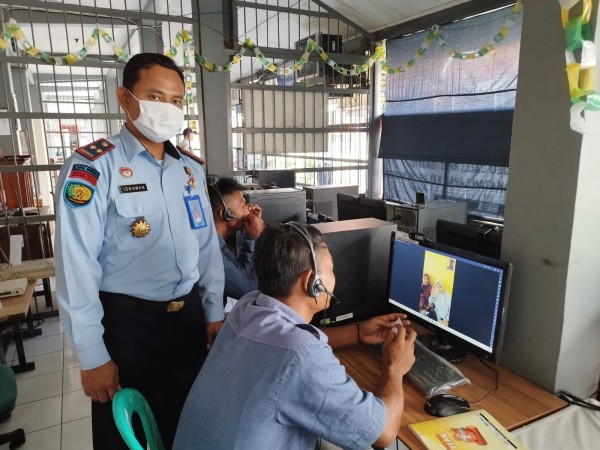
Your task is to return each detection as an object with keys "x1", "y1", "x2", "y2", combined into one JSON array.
[{"x1": 99, "y1": 287, "x2": 197, "y2": 313}]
